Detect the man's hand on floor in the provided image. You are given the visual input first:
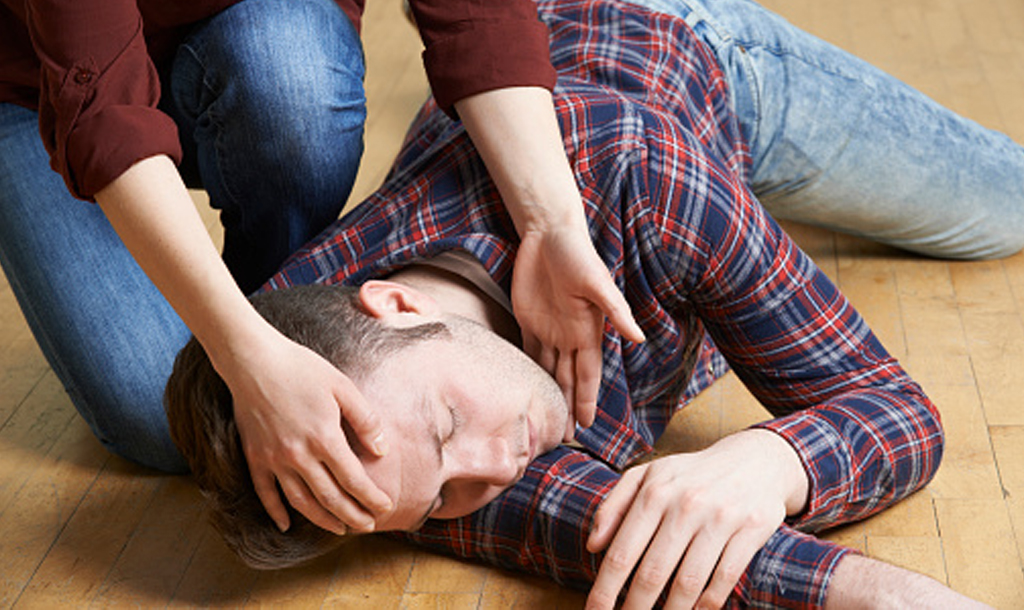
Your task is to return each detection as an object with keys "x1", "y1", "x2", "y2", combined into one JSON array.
[{"x1": 584, "y1": 429, "x2": 808, "y2": 609}]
